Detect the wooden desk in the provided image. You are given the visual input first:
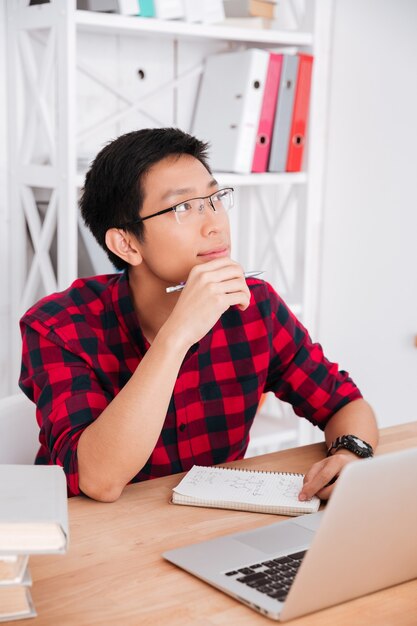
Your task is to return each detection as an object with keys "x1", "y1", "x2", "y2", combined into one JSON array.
[{"x1": 18, "y1": 423, "x2": 417, "y2": 625}]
